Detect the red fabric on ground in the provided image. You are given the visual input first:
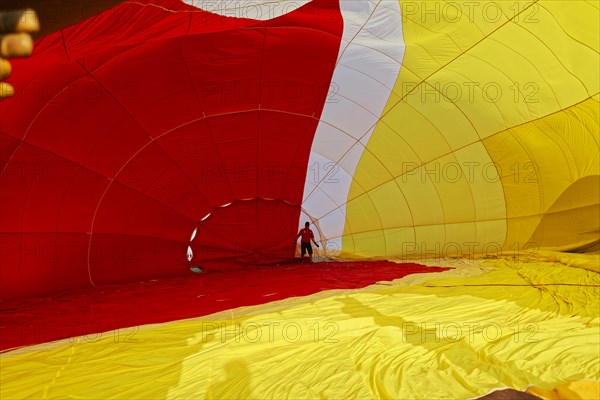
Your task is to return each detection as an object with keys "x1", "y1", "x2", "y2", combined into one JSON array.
[{"x1": 0, "y1": 261, "x2": 449, "y2": 351}]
